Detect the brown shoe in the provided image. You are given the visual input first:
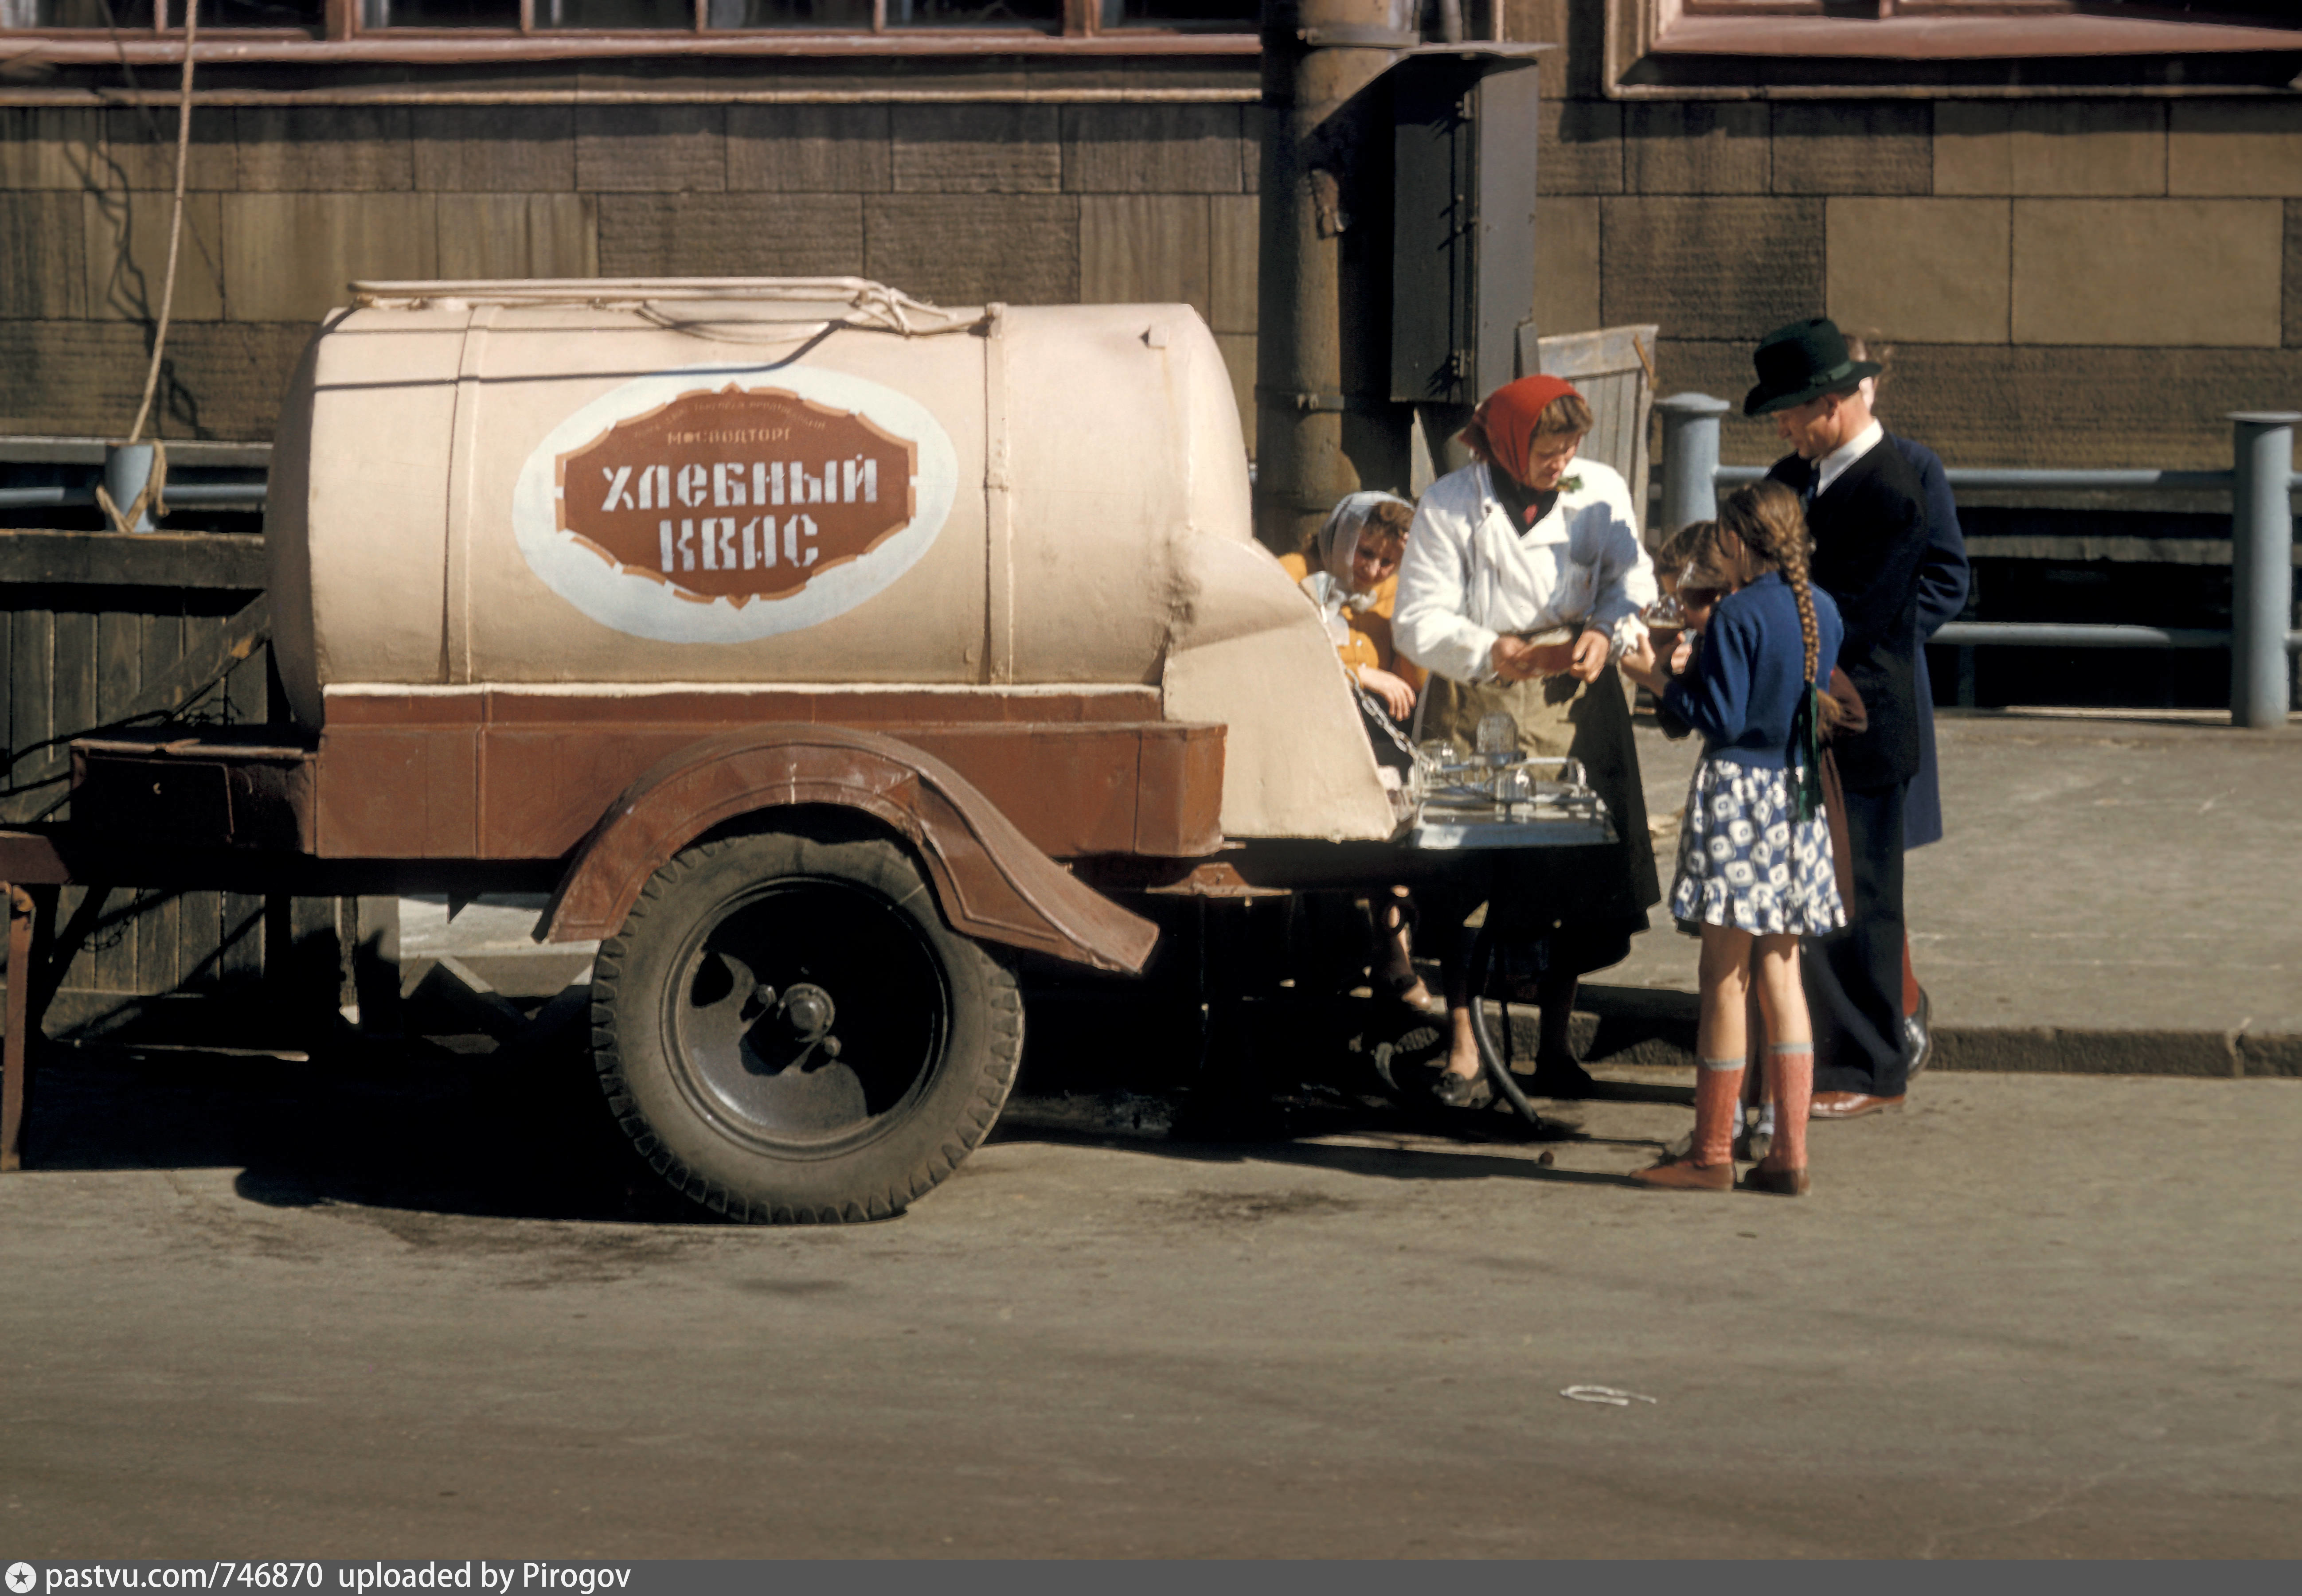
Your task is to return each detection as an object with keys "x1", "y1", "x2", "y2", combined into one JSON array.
[
  {"x1": 1631, "y1": 1154, "x2": 1734, "y2": 1192},
  {"x1": 1809, "y1": 1091, "x2": 1904, "y2": 1120},
  {"x1": 1742, "y1": 1163, "x2": 1811, "y2": 1196}
]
